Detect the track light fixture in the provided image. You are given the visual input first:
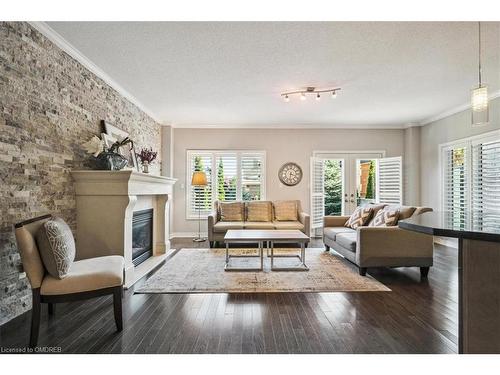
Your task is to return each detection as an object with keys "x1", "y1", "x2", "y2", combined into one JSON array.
[{"x1": 281, "y1": 86, "x2": 341, "y2": 102}]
